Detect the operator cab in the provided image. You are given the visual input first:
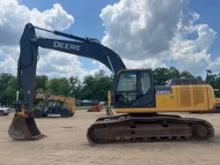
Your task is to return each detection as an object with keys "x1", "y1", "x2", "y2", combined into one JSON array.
[{"x1": 112, "y1": 69, "x2": 156, "y2": 108}]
